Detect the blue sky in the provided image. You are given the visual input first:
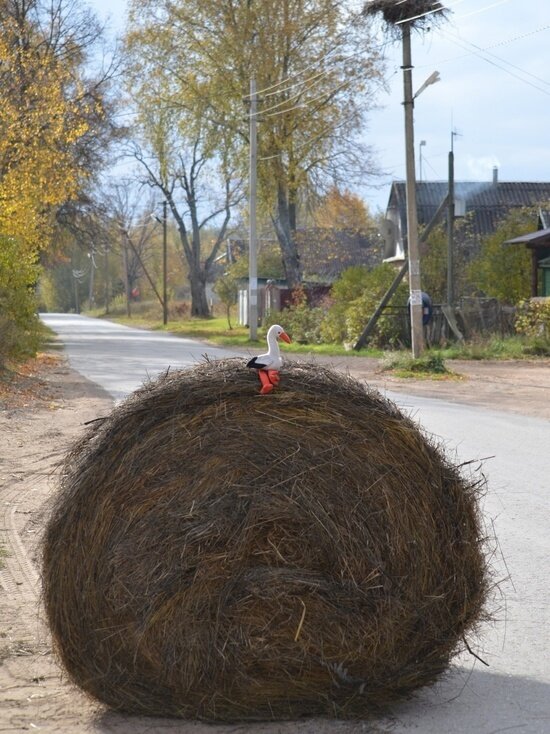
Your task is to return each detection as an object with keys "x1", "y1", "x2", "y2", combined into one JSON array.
[{"x1": 89, "y1": 0, "x2": 550, "y2": 214}]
